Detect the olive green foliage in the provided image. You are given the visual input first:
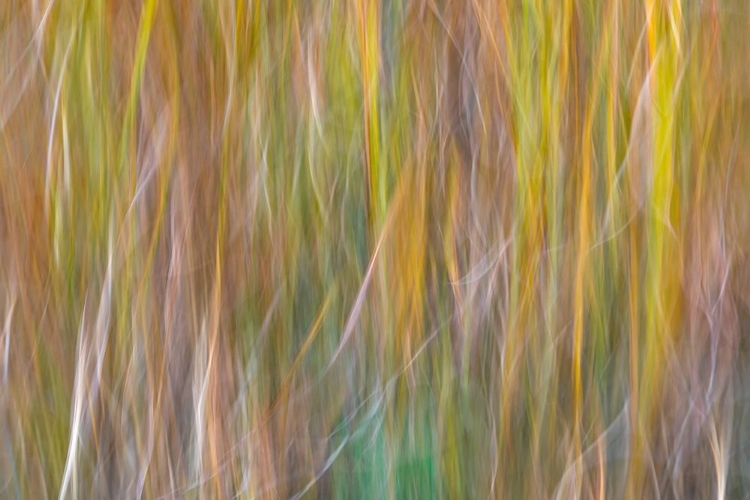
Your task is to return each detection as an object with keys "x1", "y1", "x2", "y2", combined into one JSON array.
[{"x1": 1, "y1": 0, "x2": 750, "y2": 498}]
